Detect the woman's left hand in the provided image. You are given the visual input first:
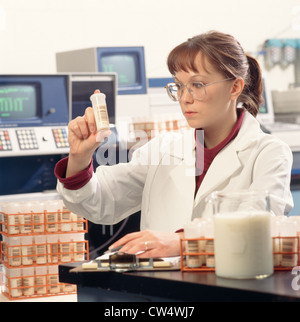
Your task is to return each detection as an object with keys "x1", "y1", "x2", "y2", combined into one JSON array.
[{"x1": 108, "y1": 230, "x2": 183, "y2": 258}]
